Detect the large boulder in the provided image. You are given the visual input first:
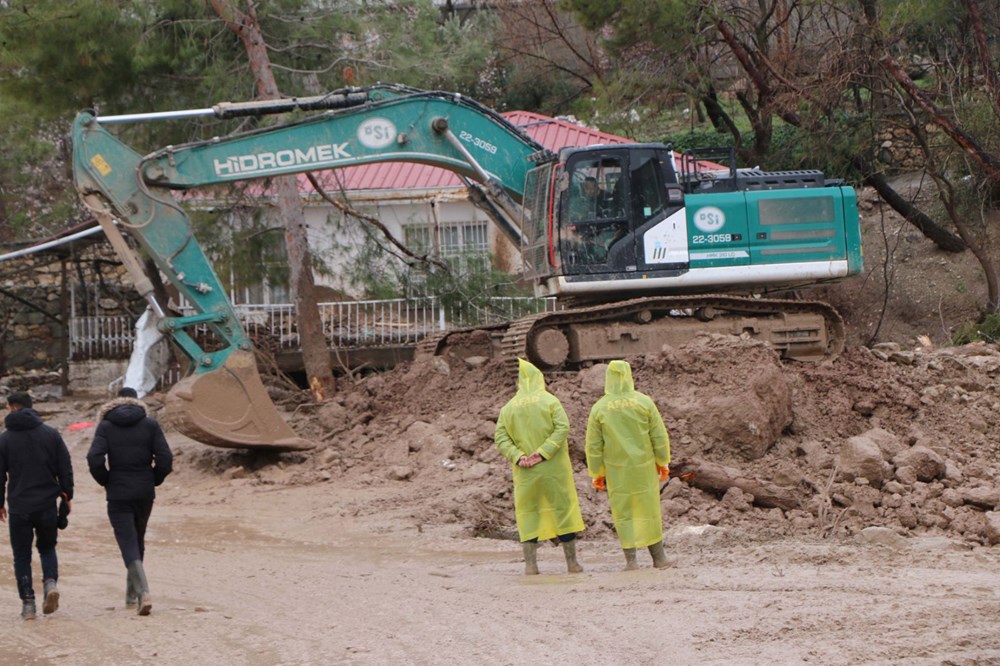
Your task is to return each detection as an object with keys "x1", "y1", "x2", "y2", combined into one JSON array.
[
  {"x1": 892, "y1": 446, "x2": 945, "y2": 482},
  {"x1": 983, "y1": 512, "x2": 1000, "y2": 546},
  {"x1": 865, "y1": 427, "x2": 907, "y2": 459},
  {"x1": 672, "y1": 364, "x2": 792, "y2": 461},
  {"x1": 405, "y1": 420, "x2": 455, "y2": 461},
  {"x1": 837, "y1": 431, "x2": 891, "y2": 487}
]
